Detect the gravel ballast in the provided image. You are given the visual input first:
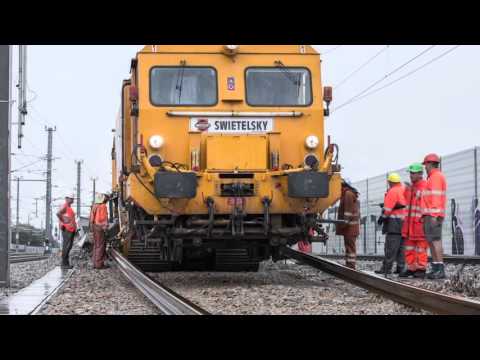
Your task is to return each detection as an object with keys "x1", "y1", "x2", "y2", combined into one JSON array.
[
  {"x1": 356, "y1": 260, "x2": 480, "y2": 301},
  {"x1": 33, "y1": 253, "x2": 480, "y2": 315},
  {"x1": 0, "y1": 254, "x2": 59, "y2": 300},
  {"x1": 38, "y1": 257, "x2": 160, "y2": 315},
  {"x1": 150, "y1": 261, "x2": 425, "y2": 315}
]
